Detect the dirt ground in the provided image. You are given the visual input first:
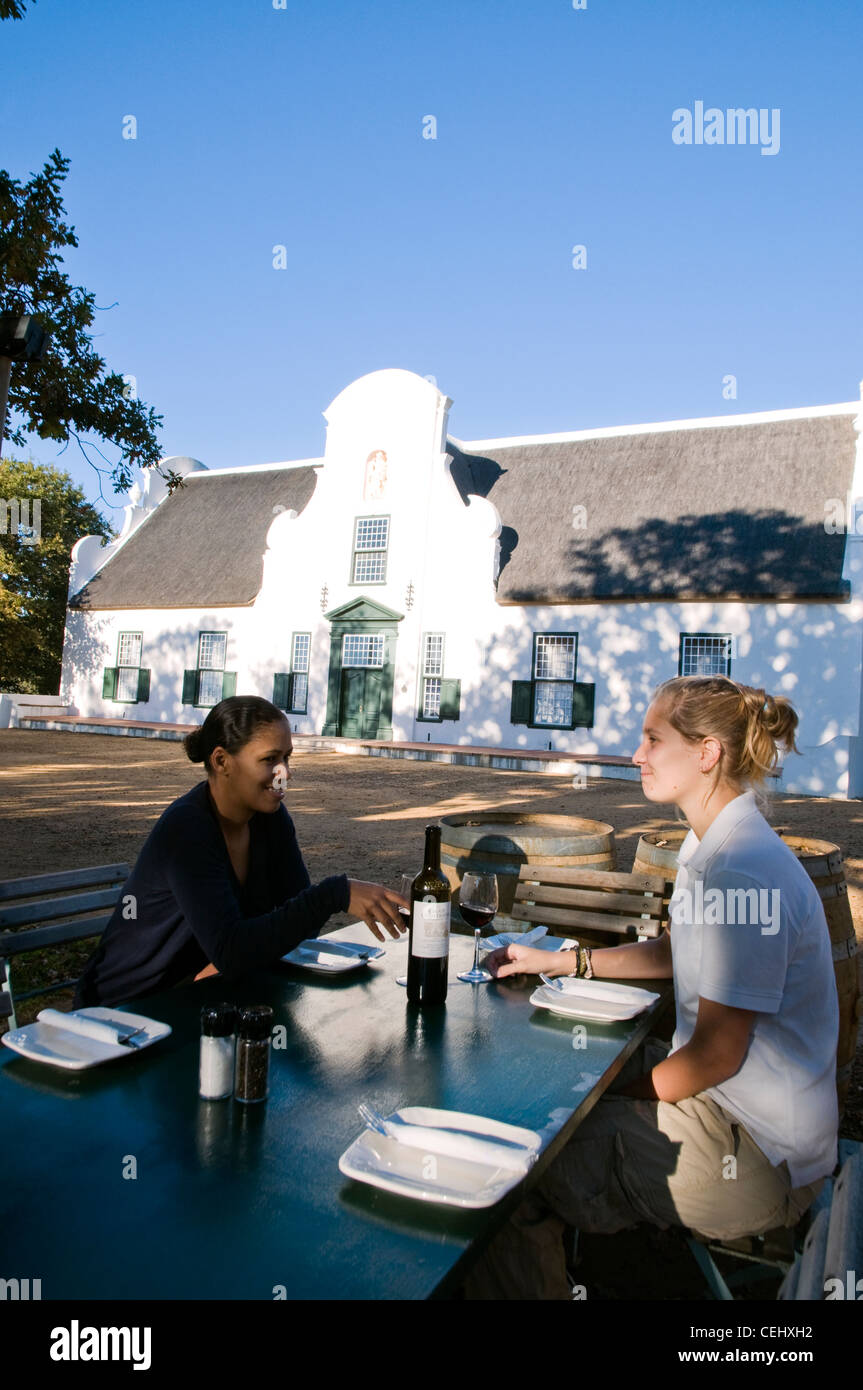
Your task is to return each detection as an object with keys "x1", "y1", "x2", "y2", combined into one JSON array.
[{"x1": 1, "y1": 728, "x2": 861, "y2": 1299}]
